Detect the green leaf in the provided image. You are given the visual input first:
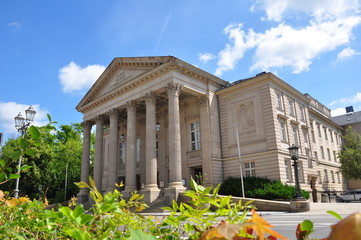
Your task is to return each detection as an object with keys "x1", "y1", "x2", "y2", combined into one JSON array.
[
  {"x1": 20, "y1": 165, "x2": 32, "y2": 171},
  {"x1": 59, "y1": 207, "x2": 72, "y2": 218},
  {"x1": 300, "y1": 219, "x2": 313, "y2": 232},
  {"x1": 75, "y1": 181, "x2": 91, "y2": 189},
  {"x1": 327, "y1": 210, "x2": 343, "y2": 220},
  {"x1": 24, "y1": 148, "x2": 36, "y2": 157},
  {"x1": 129, "y1": 228, "x2": 157, "y2": 240},
  {"x1": 12, "y1": 149, "x2": 22, "y2": 160},
  {"x1": 0, "y1": 172, "x2": 6, "y2": 182},
  {"x1": 28, "y1": 125, "x2": 41, "y2": 140},
  {"x1": 19, "y1": 138, "x2": 30, "y2": 151},
  {"x1": 190, "y1": 178, "x2": 199, "y2": 192},
  {"x1": 9, "y1": 174, "x2": 20, "y2": 180},
  {"x1": 72, "y1": 205, "x2": 84, "y2": 219},
  {"x1": 79, "y1": 214, "x2": 92, "y2": 225},
  {"x1": 0, "y1": 159, "x2": 5, "y2": 168}
]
